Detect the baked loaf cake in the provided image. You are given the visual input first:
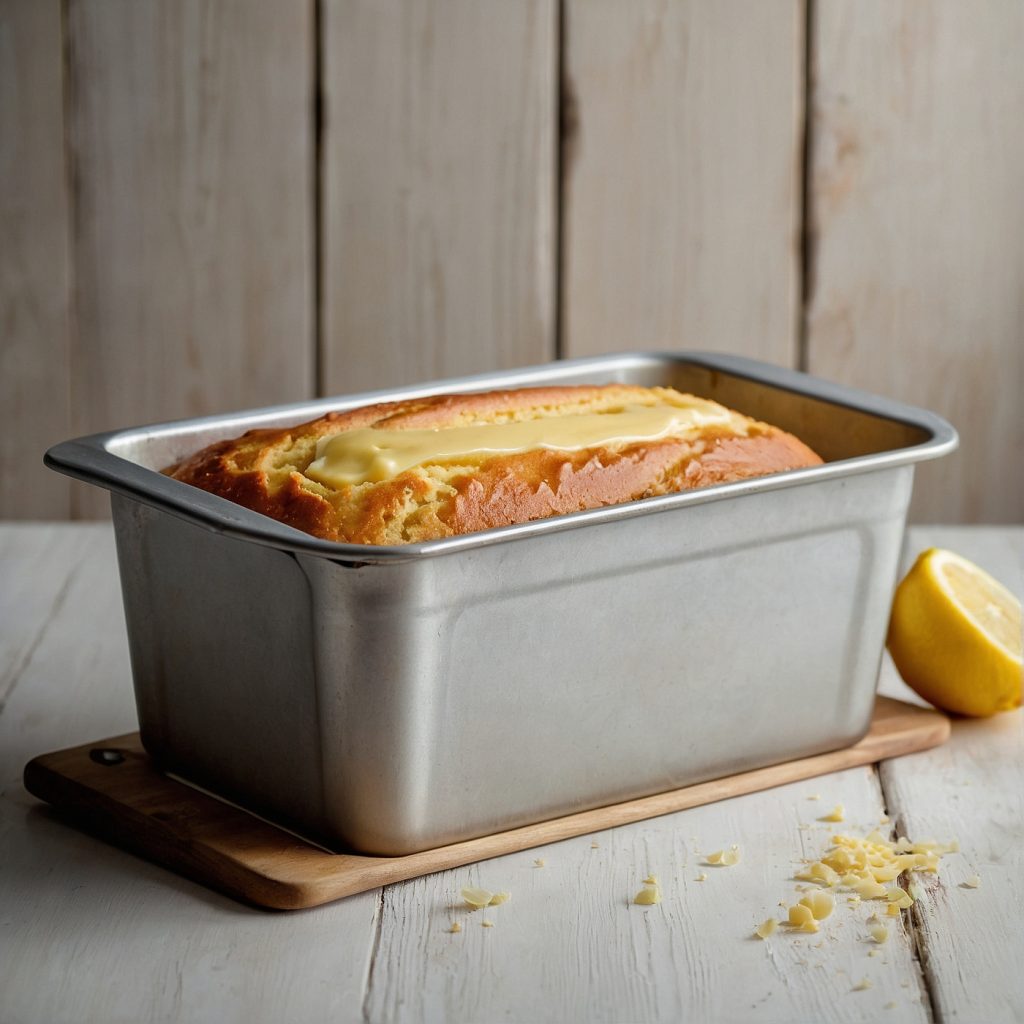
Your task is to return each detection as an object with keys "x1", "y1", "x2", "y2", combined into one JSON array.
[{"x1": 165, "y1": 385, "x2": 823, "y2": 545}]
